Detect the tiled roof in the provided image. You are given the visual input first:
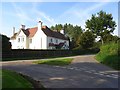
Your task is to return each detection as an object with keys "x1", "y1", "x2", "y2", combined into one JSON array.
[
  {"x1": 42, "y1": 26, "x2": 68, "y2": 40},
  {"x1": 10, "y1": 26, "x2": 68, "y2": 40},
  {"x1": 25, "y1": 27, "x2": 38, "y2": 38}
]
